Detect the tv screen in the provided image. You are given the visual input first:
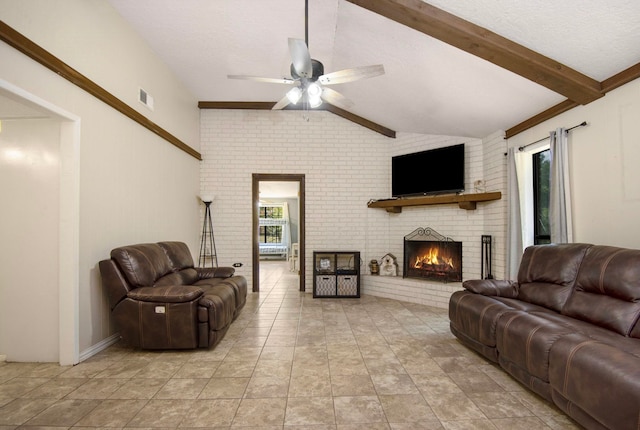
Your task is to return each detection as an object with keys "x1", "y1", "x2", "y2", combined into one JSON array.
[{"x1": 392, "y1": 144, "x2": 465, "y2": 197}]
